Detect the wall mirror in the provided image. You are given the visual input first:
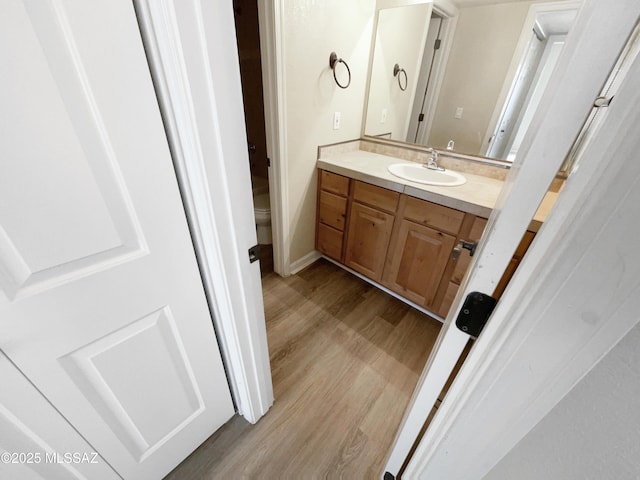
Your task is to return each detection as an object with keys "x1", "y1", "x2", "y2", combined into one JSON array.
[{"x1": 362, "y1": 0, "x2": 581, "y2": 162}]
